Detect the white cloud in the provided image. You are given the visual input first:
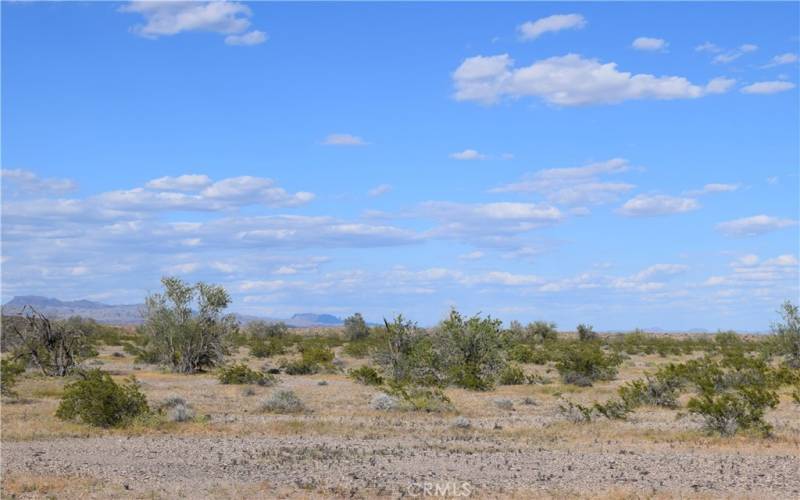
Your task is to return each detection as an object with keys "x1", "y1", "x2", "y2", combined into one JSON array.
[
  {"x1": 1, "y1": 169, "x2": 77, "y2": 194},
  {"x1": 763, "y1": 53, "x2": 798, "y2": 68},
  {"x1": 633, "y1": 263, "x2": 688, "y2": 281},
  {"x1": 453, "y1": 53, "x2": 734, "y2": 106},
  {"x1": 224, "y1": 30, "x2": 266, "y2": 46},
  {"x1": 449, "y1": 149, "x2": 487, "y2": 160},
  {"x1": 618, "y1": 194, "x2": 700, "y2": 216},
  {"x1": 632, "y1": 37, "x2": 667, "y2": 51},
  {"x1": 716, "y1": 215, "x2": 797, "y2": 237},
  {"x1": 120, "y1": 1, "x2": 263, "y2": 46},
  {"x1": 458, "y1": 251, "x2": 484, "y2": 261},
  {"x1": 145, "y1": 174, "x2": 211, "y2": 191},
  {"x1": 695, "y1": 42, "x2": 721, "y2": 53},
  {"x1": 493, "y1": 158, "x2": 634, "y2": 205},
  {"x1": 322, "y1": 133, "x2": 367, "y2": 146},
  {"x1": 712, "y1": 44, "x2": 758, "y2": 64},
  {"x1": 164, "y1": 262, "x2": 200, "y2": 274},
  {"x1": 368, "y1": 184, "x2": 392, "y2": 197},
  {"x1": 518, "y1": 14, "x2": 586, "y2": 41},
  {"x1": 764, "y1": 254, "x2": 799, "y2": 267},
  {"x1": 741, "y1": 81, "x2": 796, "y2": 94},
  {"x1": 686, "y1": 183, "x2": 740, "y2": 196},
  {"x1": 210, "y1": 261, "x2": 236, "y2": 273}
]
